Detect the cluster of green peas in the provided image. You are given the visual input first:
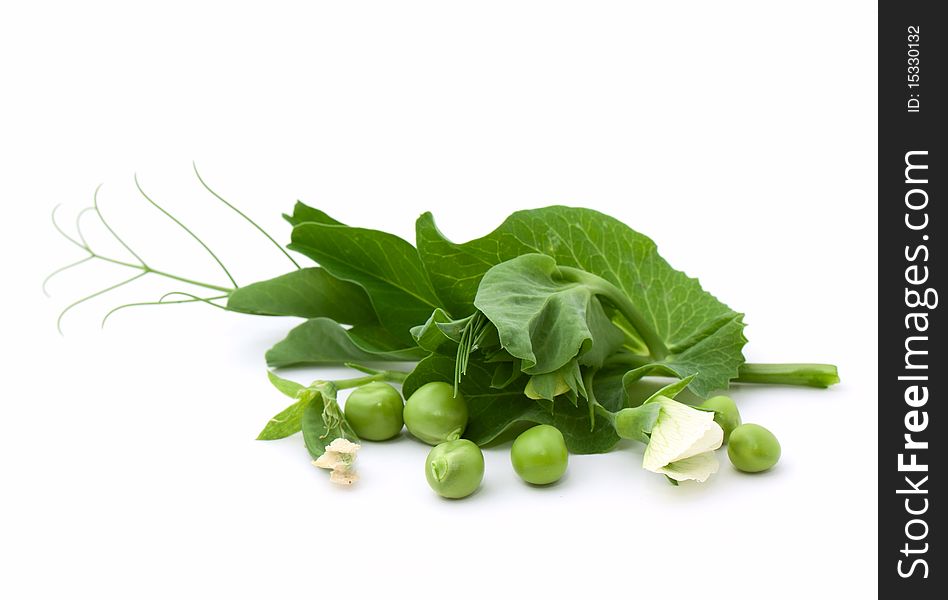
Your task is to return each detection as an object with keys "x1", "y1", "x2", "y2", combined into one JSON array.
[
  {"x1": 345, "y1": 382, "x2": 782, "y2": 498},
  {"x1": 344, "y1": 381, "x2": 567, "y2": 498}
]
